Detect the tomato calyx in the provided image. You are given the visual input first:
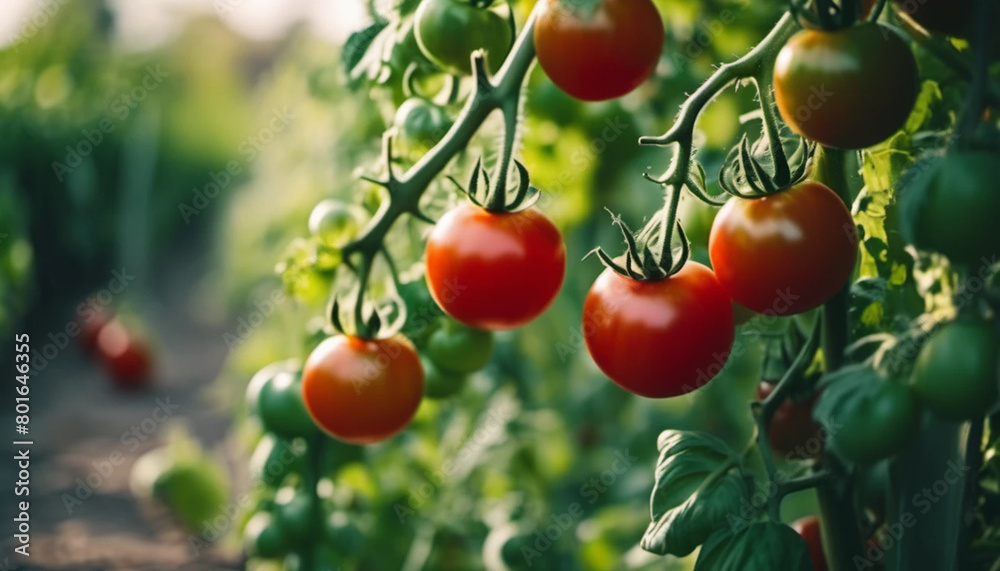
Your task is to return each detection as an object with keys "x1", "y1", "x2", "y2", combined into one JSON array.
[
  {"x1": 587, "y1": 207, "x2": 691, "y2": 282},
  {"x1": 718, "y1": 131, "x2": 813, "y2": 198},
  {"x1": 790, "y1": 0, "x2": 875, "y2": 31},
  {"x1": 448, "y1": 156, "x2": 540, "y2": 213}
]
